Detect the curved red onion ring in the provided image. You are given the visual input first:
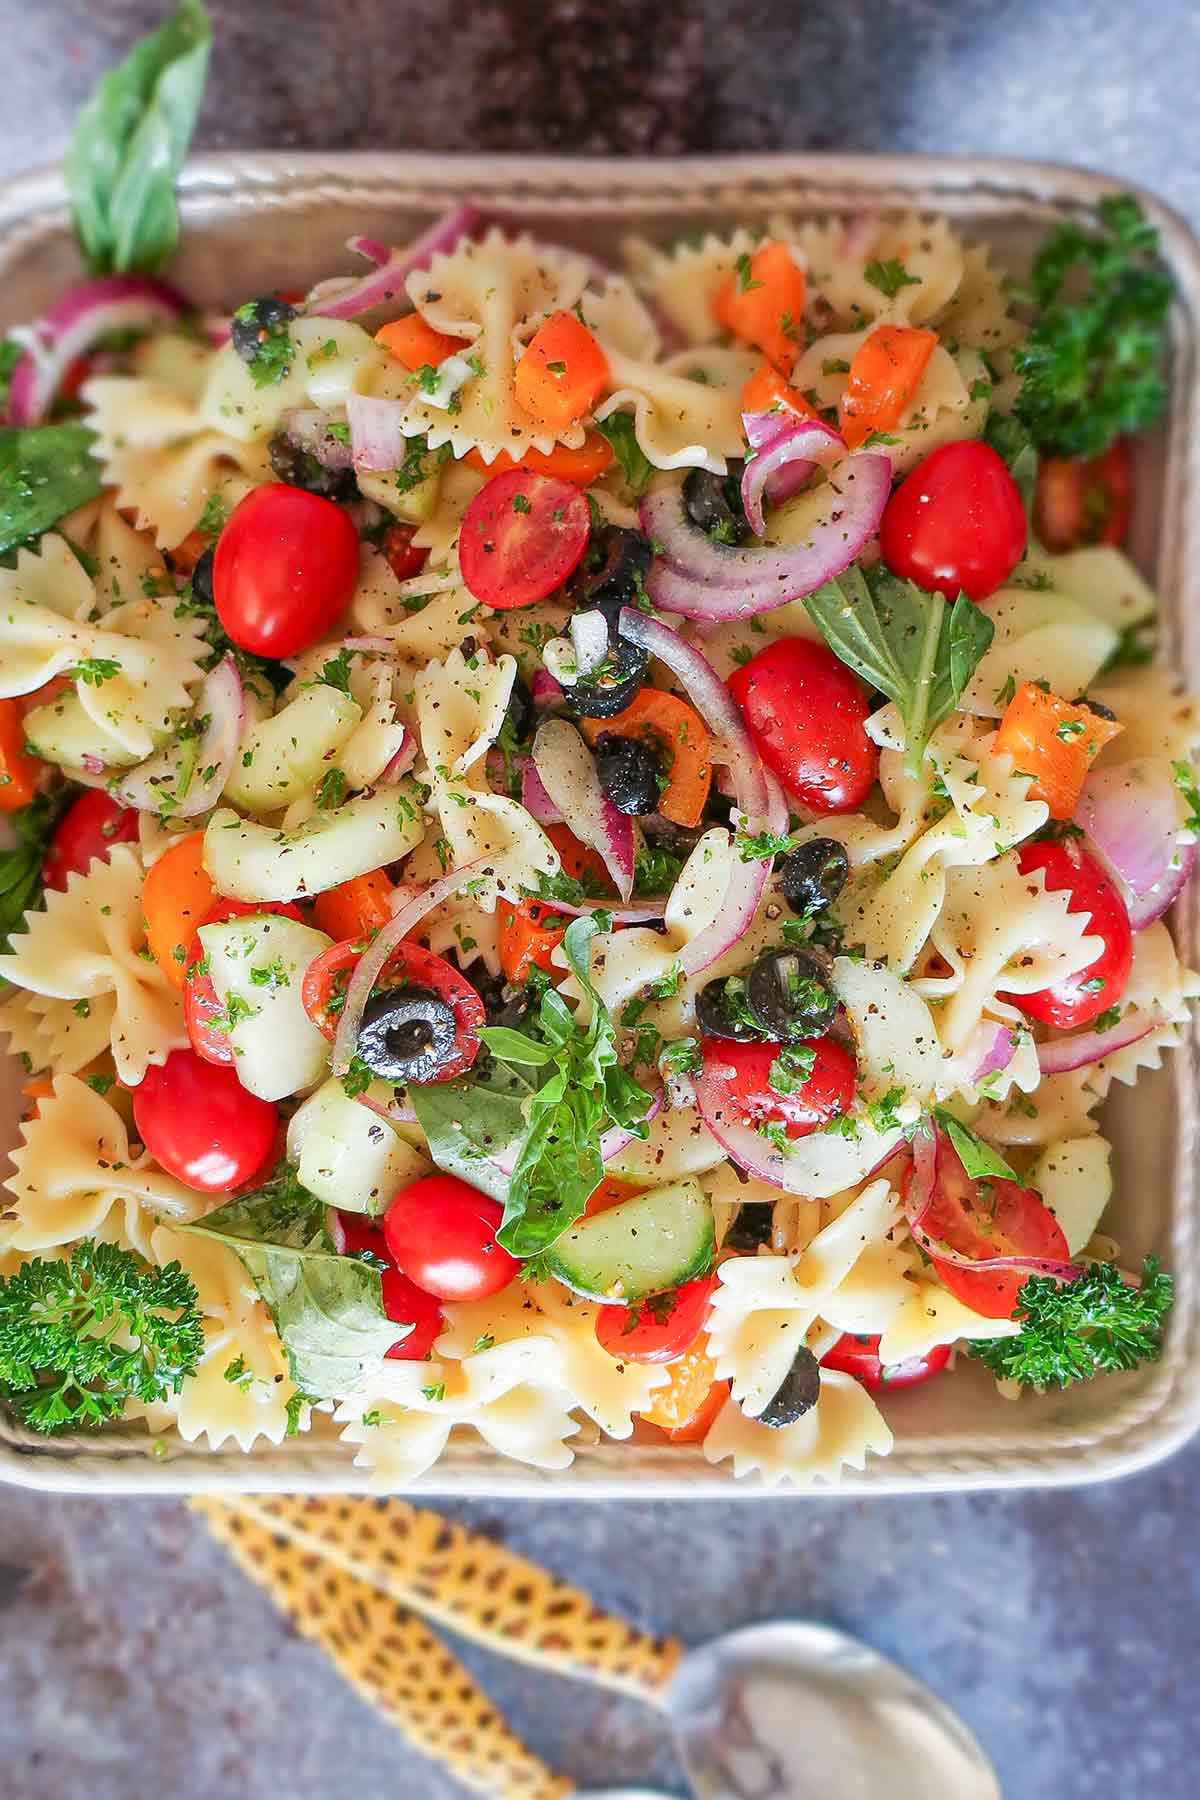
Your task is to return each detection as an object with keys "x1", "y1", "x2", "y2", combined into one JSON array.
[
  {"x1": 520, "y1": 759, "x2": 563, "y2": 826},
  {"x1": 379, "y1": 728, "x2": 417, "y2": 783},
  {"x1": 972, "y1": 1023, "x2": 1018, "y2": 1084},
  {"x1": 305, "y1": 203, "x2": 480, "y2": 321},
  {"x1": 640, "y1": 455, "x2": 891, "y2": 622},
  {"x1": 1036, "y1": 1010, "x2": 1164, "y2": 1076},
  {"x1": 331, "y1": 861, "x2": 486, "y2": 1076},
  {"x1": 531, "y1": 668, "x2": 564, "y2": 711},
  {"x1": 7, "y1": 275, "x2": 185, "y2": 427},
  {"x1": 1076, "y1": 758, "x2": 1198, "y2": 930},
  {"x1": 532, "y1": 718, "x2": 635, "y2": 901},
  {"x1": 740, "y1": 412, "x2": 846, "y2": 536},
  {"x1": 346, "y1": 234, "x2": 391, "y2": 267},
  {"x1": 109, "y1": 656, "x2": 244, "y2": 818},
  {"x1": 346, "y1": 394, "x2": 408, "y2": 471},
  {"x1": 905, "y1": 1127, "x2": 1081, "y2": 1284}
]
